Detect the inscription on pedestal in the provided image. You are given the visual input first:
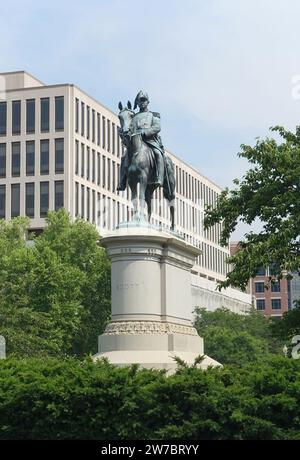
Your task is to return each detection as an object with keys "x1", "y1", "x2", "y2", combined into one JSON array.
[{"x1": 116, "y1": 283, "x2": 140, "y2": 291}]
